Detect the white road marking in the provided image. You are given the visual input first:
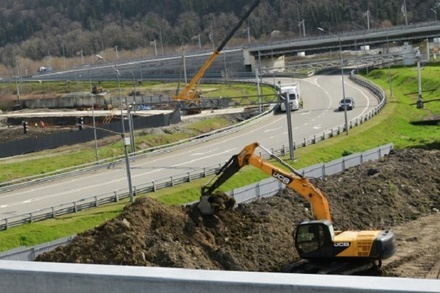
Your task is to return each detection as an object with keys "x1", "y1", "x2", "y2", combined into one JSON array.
[
  {"x1": 189, "y1": 148, "x2": 220, "y2": 156},
  {"x1": 264, "y1": 127, "x2": 283, "y2": 133}
]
